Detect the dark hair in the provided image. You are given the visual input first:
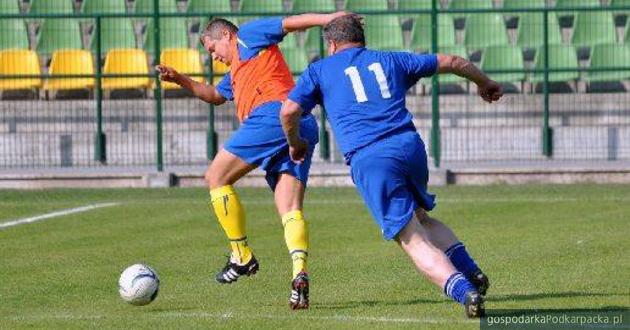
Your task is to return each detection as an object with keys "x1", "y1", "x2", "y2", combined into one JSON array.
[
  {"x1": 200, "y1": 18, "x2": 238, "y2": 43},
  {"x1": 323, "y1": 14, "x2": 365, "y2": 46}
]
